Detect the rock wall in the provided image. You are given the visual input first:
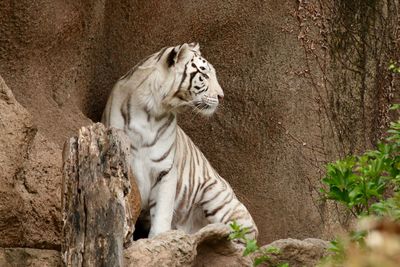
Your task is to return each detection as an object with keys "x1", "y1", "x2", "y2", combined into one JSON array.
[
  {"x1": 0, "y1": 76, "x2": 61, "y2": 249},
  {"x1": 0, "y1": 0, "x2": 398, "y2": 249}
]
